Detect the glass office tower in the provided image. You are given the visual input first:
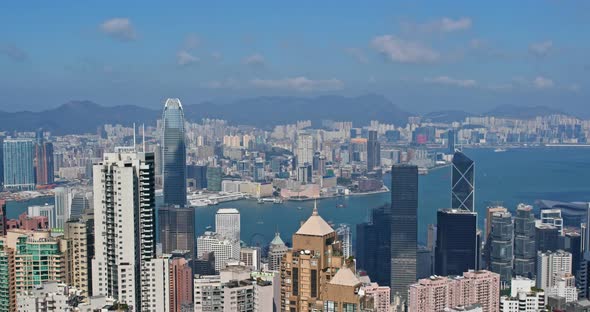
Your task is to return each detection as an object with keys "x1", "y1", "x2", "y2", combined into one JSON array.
[
  {"x1": 356, "y1": 205, "x2": 391, "y2": 287},
  {"x1": 451, "y1": 151, "x2": 474, "y2": 211},
  {"x1": 435, "y1": 208, "x2": 478, "y2": 276},
  {"x1": 3, "y1": 139, "x2": 35, "y2": 191},
  {"x1": 489, "y1": 211, "x2": 514, "y2": 284},
  {"x1": 161, "y1": 98, "x2": 187, "y2": 206},
  {"x1": 159, "y1": 98, "x2": 195, "y2": 260},
  {"x1": 390, "y1": 164, "x2": 418, "y2": 305}
]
